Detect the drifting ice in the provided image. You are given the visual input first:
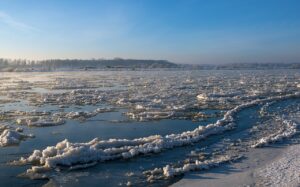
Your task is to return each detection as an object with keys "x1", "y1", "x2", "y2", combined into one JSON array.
[{"x1": 14, "y1": 93, "x2": 300, "y2": 175}]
